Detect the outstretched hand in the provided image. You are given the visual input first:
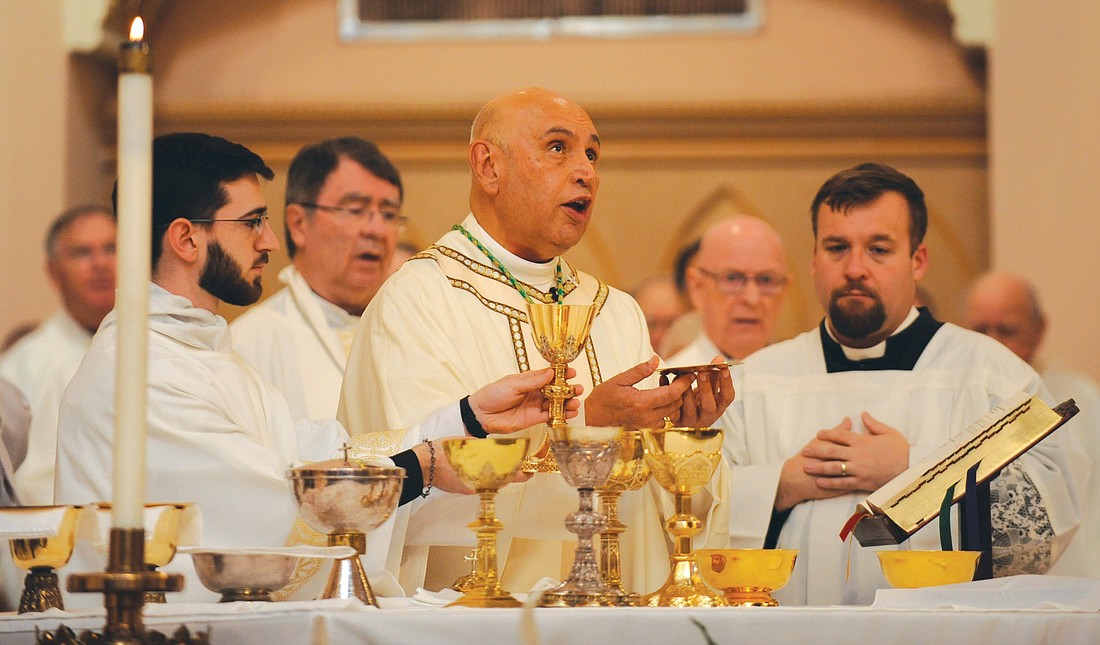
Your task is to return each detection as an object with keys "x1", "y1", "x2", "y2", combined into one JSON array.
[
  {"x1": 584, "y1": 355, "x2": 693, "y2": 428},
  {"x1": 671, "y1": 355, "x2": 736, "y2": 428},
  {"x1": 468, "y1": 367, "x2": 581, "y2": 434}
]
